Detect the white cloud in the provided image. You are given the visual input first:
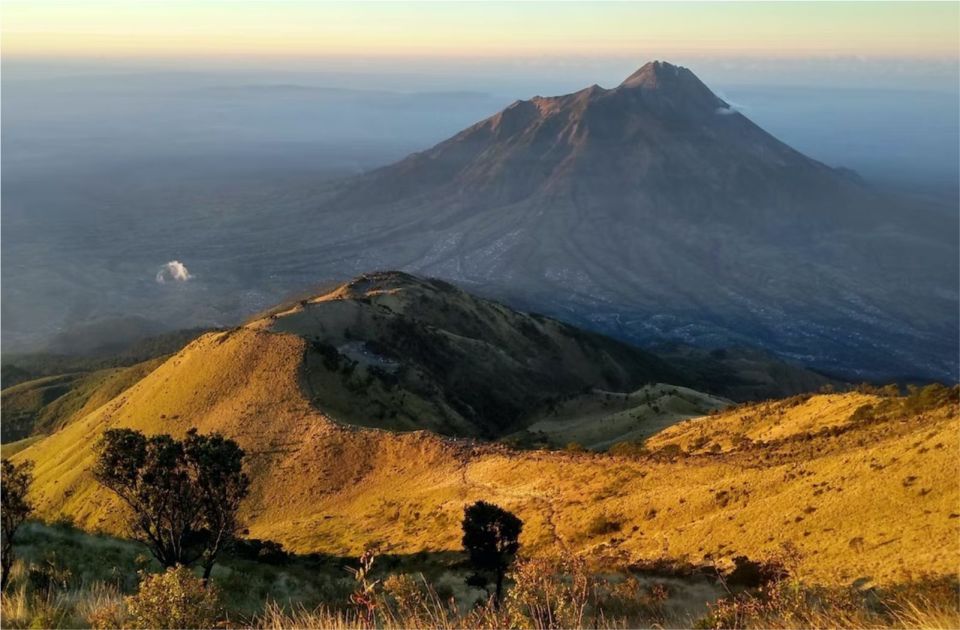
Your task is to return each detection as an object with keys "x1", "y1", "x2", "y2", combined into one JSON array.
[{"x1": 156, "y1": 260, "x2": 193, "y2": 283}]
